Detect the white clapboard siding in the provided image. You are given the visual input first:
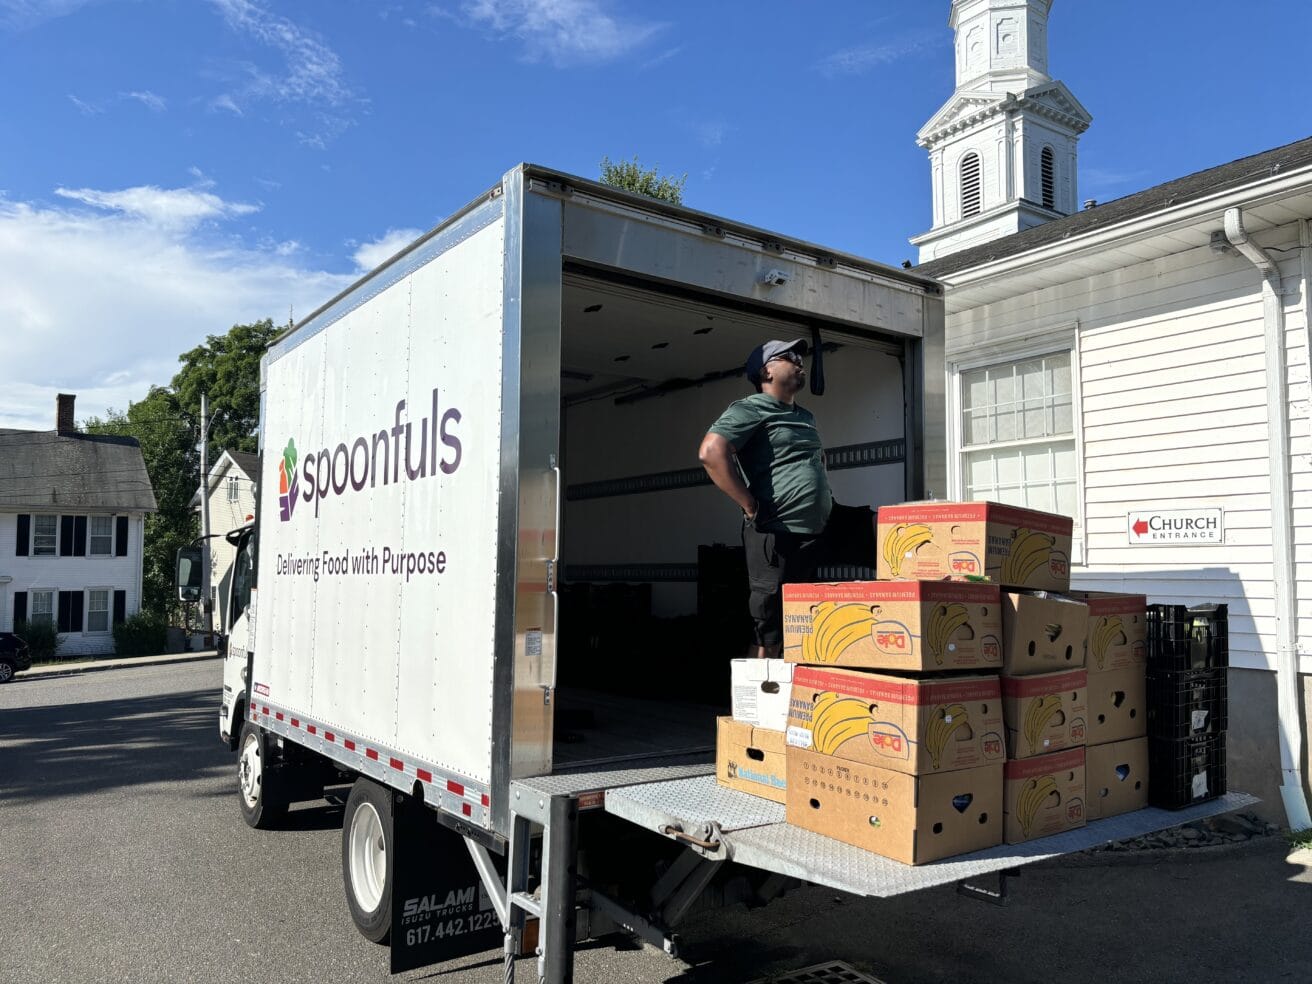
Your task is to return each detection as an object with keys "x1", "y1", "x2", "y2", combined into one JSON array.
[{"x1": 946, "y1": 222, "x2": 1312, "y2": 672}]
